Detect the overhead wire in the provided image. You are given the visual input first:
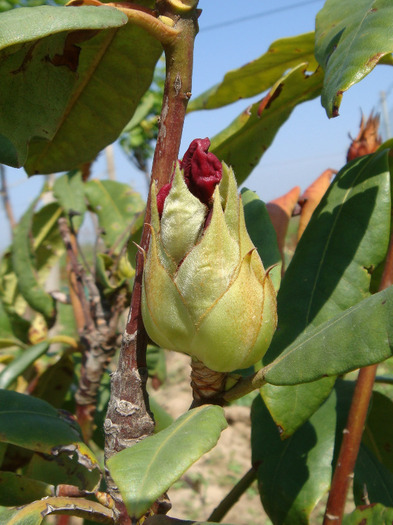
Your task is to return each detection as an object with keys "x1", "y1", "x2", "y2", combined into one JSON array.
[{"x1": 200, "y1": 0, "x2": 323, "y2": 33}]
